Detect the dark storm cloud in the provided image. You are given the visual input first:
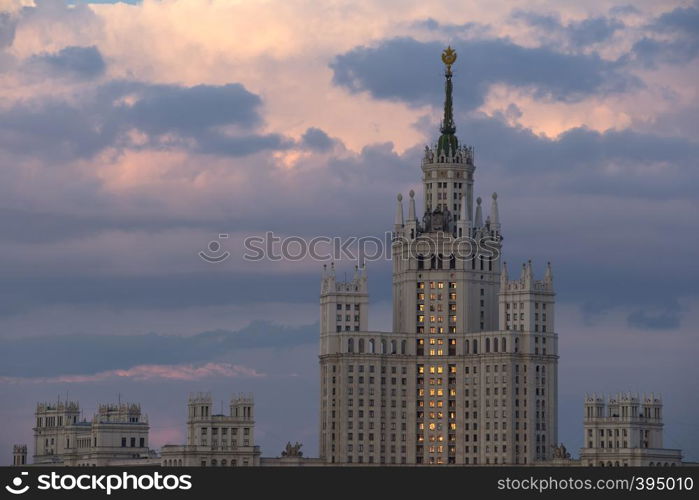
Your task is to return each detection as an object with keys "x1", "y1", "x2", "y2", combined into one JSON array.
[
  {"x1": 627, "y1": 305, "x2": 682, "y2": 331},
  {"x1": 0, "y1": 80, "x2": 287, "y2": 160},
  {"x1": 0, "y1": 272, "x2": 327, "y2": 317},
  {"x1": 608, "y1": 5, "x2": 640, "y2": 17},
  {"x1": 330, "y1": 37, "x2": 638, "y2": 111},
  {"x1": 630, "y1": 6, "x2": 699, "y2": 68},
  {"x1": 125, "y1": 83, "x2": 262, "y2": 135},
  {"x1": 0, "y1": 320, "x2": 318, "y2": 378},
  {"x1": 411, "y1": 18, "x2": 489, "y2": 38},
  {"x1": 511, "y1": 11, "x2": 624, "y2": 48},
  {"x1": 455, "y1": 112, "x2": 699, "y2": 199},
  {"x1": 301, "y1": 127, "x2": 334, "y2": 152},
  {"x1": 0, "y1": 12, "x2": 17, "y2": 48},
  {"x1": 650, "y1": 5, "x2": 699, "y2": 36},
  {"x1": 28, "y1": 45, "x2": 106, "y2": 79}
]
